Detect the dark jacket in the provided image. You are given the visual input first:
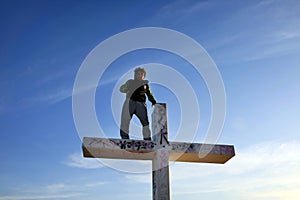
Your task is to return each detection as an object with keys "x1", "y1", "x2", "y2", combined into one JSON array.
[{"x1": 120, "y1": 79, "x2": 156, "y2": 105}]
